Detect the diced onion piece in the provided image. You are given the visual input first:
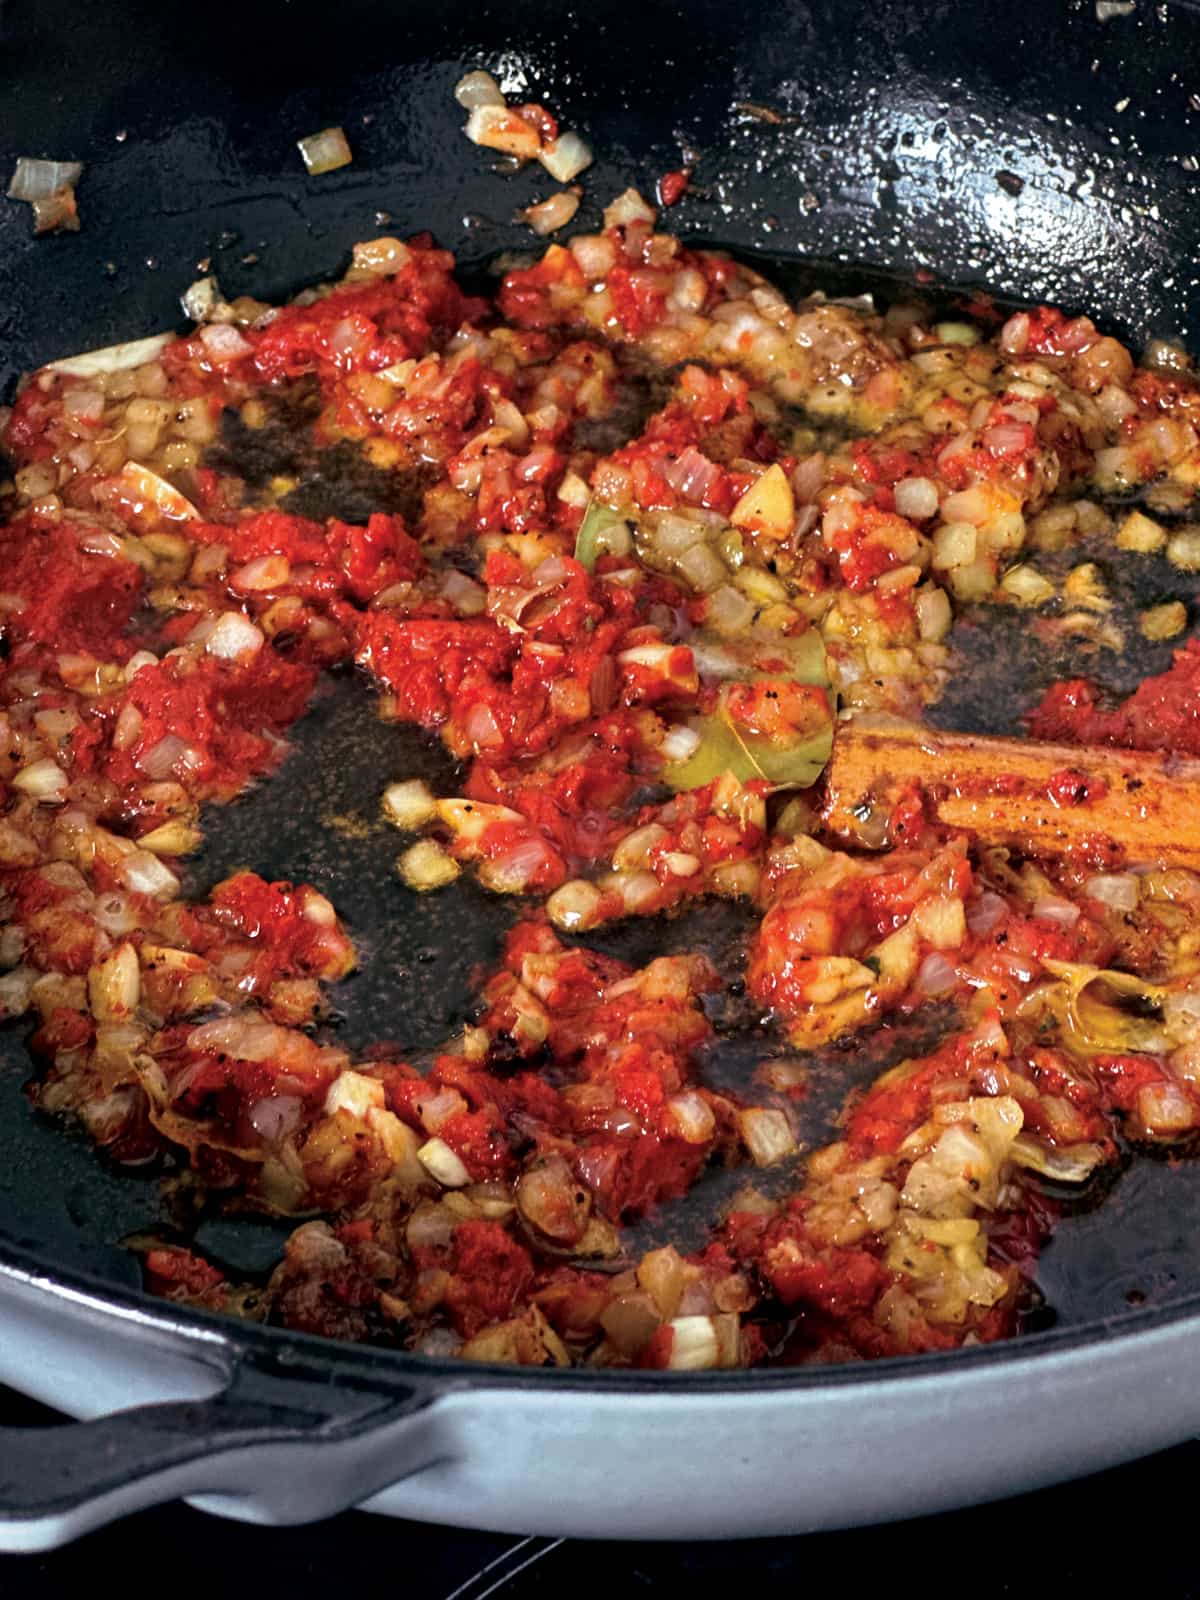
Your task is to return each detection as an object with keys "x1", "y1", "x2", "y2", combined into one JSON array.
[
  {"x1": 88, "y1": 943, "x2": 140, "y2": 1023},
  {"x1": 1138, "y1": 1081, "x2": 1197, "y2": 1136},
  {"x1": 601, "y1": 1295, "x2": 662, "y2": 1360},
  {"x1": 707, "y1": 584, "x2": 756, "y2": 635},
  {"x1": 12, "y1": 759, "x2": 68, "y2": 802},
  {"x1": 575, "y1": 501, "x2": 632, "y2": 570},
  {"x1": 665, "y1": 1315, "x2": 718, "y2": 1370},
  {"x1": 441, "y1": 568, "x2": 487, "y2": 615},
  {"x1": 1033, "y1": 897, "x2": 1081, "y2": 928},
  {"x1": 1140, "y1": 600, "x2": 1187, "y2": 641},
  {"x1": 933, "y1": 521, "x2": 977, "y2": 568},
  {"x1": 407, "y1": 1203, "x2": 456, "y2": 1252},
  {"x1": 382, "y1": 779, "x2": 437, "y2": 831},
  {"x1": 351, "y1": 236, "x2": 412, "y2": 276},
  {"x1": 79, "y1": 529, "x2": 125, "y2": 560},
  {"x1": 297, "y1": 127, "x2": 353, "y2": 175},
  {"x1": 1000, "y1": 564, "x2": 1055, "y2": 605},
  {"x1": 325, "y1": 1068, "x2": 386, "y2": 1118},
  {"x1": 206, "y1": 611, "x2": 265, "y2": 660},
  {"x1": 0, "y1": 967, "x2": 36, "y2": 1020},
  {"x1": 181, "y1": 276, "x2": 223, "y2": 323},
  {"x1": 1116, "y1": 509, "x2": 1166, "y2": 552},
  {"x1": 137, "y1": 820, "x2": 202, "y2": 856},
  {"x1": 612, "y1": 823, "x2": 669, "y2": 870},
  {"x1": 913, "y1": 895, "x2": 966, "y2": 949},
  {"x1": 653, "y1": 512, "x2": 704, "y2": 557},
  {"x1": 733, "y1": 566, "x2": 789, "y2": 607},
  {"x1": 377, "y1": 358, "x2": 417, "y2": 391},
  {"x1": 479, "y1": 834, "x2": 559, "y2": 894},
  {"x1": 603, "y1": 188, "x2": 656, "y2": 228},
  {"x1": 739, "y1": 1107, "x2": 798, "y2": 1167},
  {"x1": 638, "y1": 1246, "x2": 687, "y2": 1320},
  {"x1": 935, "y1": 321, "x2": 980, "y2": 346},
  {"x1": 522, "y1": 191, "x2": 580, "y2": 236},
  {"x1": 532, "y1": 555, "x2": 569, "y2": 585},
  {"x1": 412, "y1": 1328, "x2": 464, "y2": 1363},
  {"x1": 190, "y1": 1014, "x2": 292, "y2": 1062},
  {"x1": 8, "y1": 157, "x2": 82, "y2": 201},
  {"x1": 463, "y1": 700, "x2": 504, "y2": 751},
  {"x1": 231, "y1": 554, "x2": 291, "y2": 592},
  {"x1": 35, "y1": 707, "x2": 79, "y2": 741},
  {"x1": 250, "y1": 1096, "x2": 303, "y2": 1144},
  {"x1": 730, "y1": 464, "x2": 795, "y2": 540},
  {"x1": 1085, "y1": 873, "x2": 1139, "y2": 912},
  {"x1": 1167, "y1": 991, "x2": 1200, "y2": 1036},
  {"x1": 546, "y1": 878, "x2": 603, "y2": 932},
  {"x1": 138, "y1": 733, "x2": 189, "y2": 780},
  {"x1": 116, "y1": 461, "x2": 199, "y2": 522},
  {"x1": 661, "y1": 723, "x2": 702, "y2": 764},
  {"x1": 1010, "y1": 1134, "x2": 1106, "y2": 1182},
  {"x1": 539, "y1": 131, "x2": 593, "y2": 183},
  {"x1": 398, "y1": 838, "x2": 461, "y2": 891},
  {"x1": 893, "y1": 476, "x2": 939, "y2": 521},
  {"x1": 301, "y1": 887, "x2": 337, "y2": 927},
  {"x1": 62, "y1": 389, "x2": 103, "y2": 429},
  {"x1": 914, "y1": 950, "x2": 958, "y2": 996},
  {"x1": 199, "y1": 322, "x2": 253, "y2": 363},
  {"x1": 417, "y1": 1136, "x2": 472, "y2": 1188},
  {"x1": 454, "y1": 69, "x2": 506, "y2": 110},
  {"x1": 48, "y1": 333, "x2": 172, "y2": 378},
  {"x1": 914, "y1": 585, "x2": 952, "y2": 641},
  {"x1": 675, "y1": 541, "x2": 728, "y2": 593},
  {"x1": 1061, "y1": 562, "x2": 1109, "y2": 613},
  {"x1": 517, "y1": 1155, "x2": 590, "y2": 1242},
  {"x1": 773, "y1": 797, "x2": 814, "y2": 839},
  {"x1": 666, "y1": 1314, "x2": 740, "y2": 1371},
  {"x1": 1167, "y1": 530, "x2": 1200, "y2": 572},
  {"x1": 966, "y1": 891, "x2": 1006, "y2": 936},
  {"x1": 549, "y1": 678, "x2": 590, "y2": 721},
  {"x1": 610, "y1": 869, "x2": 659, "y2": 913},
  {"x1": 437, "y1": 798, "x2": 522, "y2": 840},
  {"x1": 618, "y1": 643, "x2": 696, "y2": 695},
  {"x1": 1143, "y1": 337, "x2": 1191, "y2": 373},
  {"x1": 418, "y1": 1086, "x2": 465, "y2": 1134},
  {"x1": 668, "y1": 1091, "x2": 716, "y2": 1144},
  {"x1": 120, "y1": 850, "x2": 180, "y2": 898},
  {"x1": 758, "y1": 1058, "x2": 809, "y2": 1094},
  {"x1": 713, "y1": 864, "x2": 761, "y2": 902},
  {"x1": 464, "y1": 104, "x2": 543, "y2": 161},
  {"x1": 557, "y1": 471, "x2": 591, "y2": 509},
  {"x1": 570, "y1": 233, "x2": 617, "y2": 279}
]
